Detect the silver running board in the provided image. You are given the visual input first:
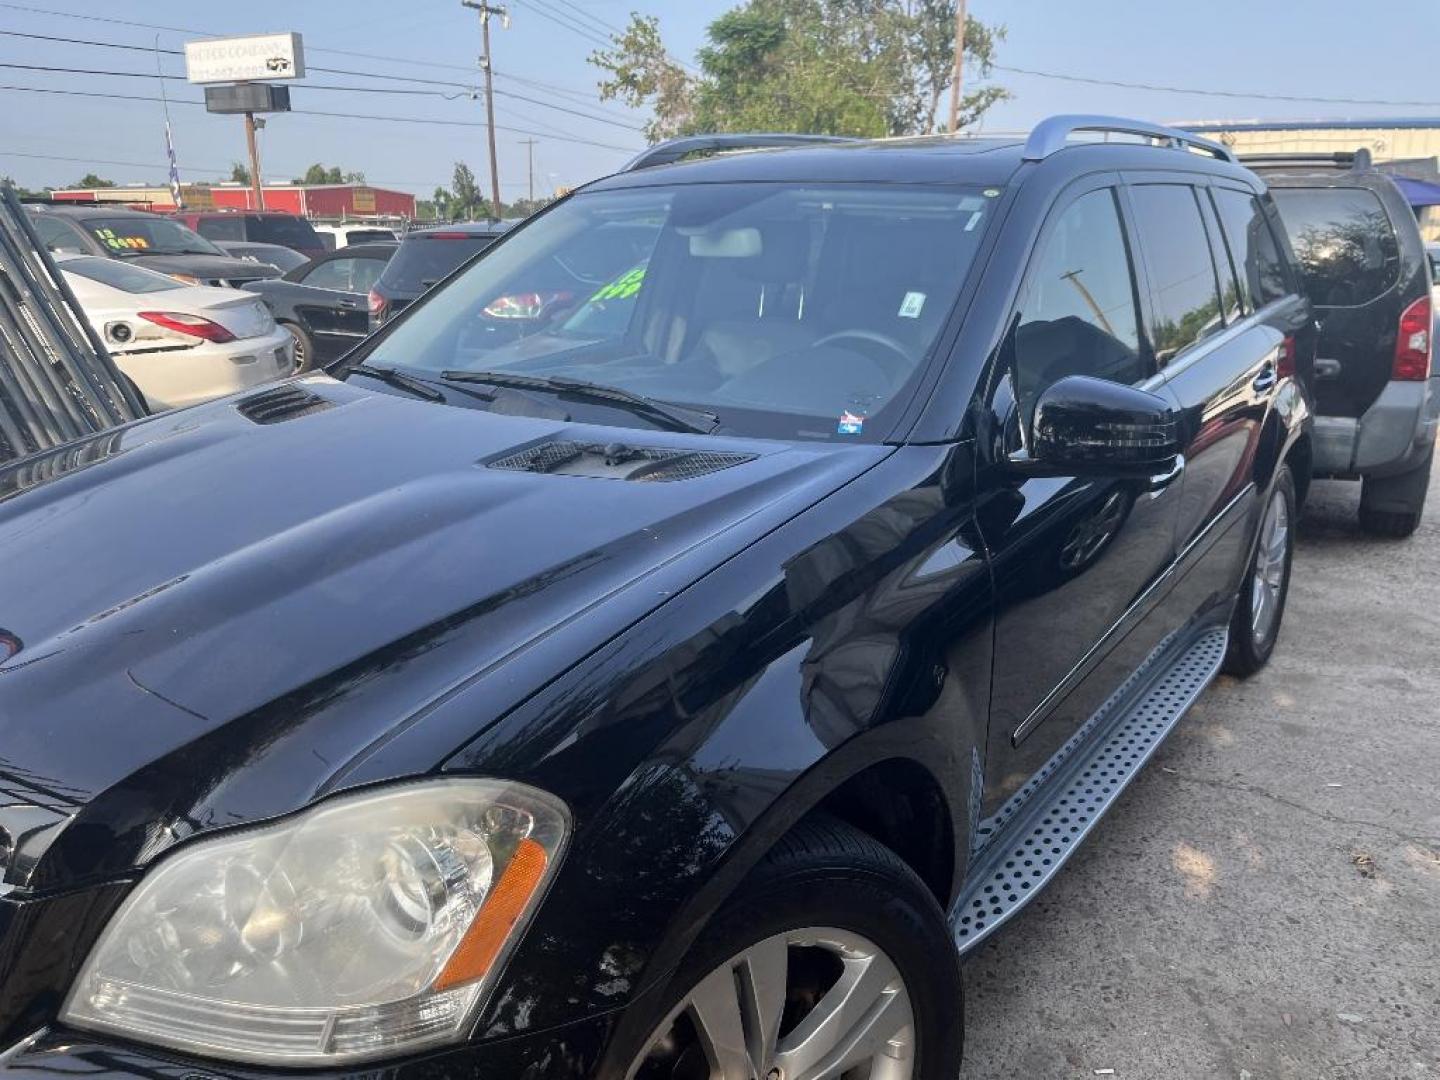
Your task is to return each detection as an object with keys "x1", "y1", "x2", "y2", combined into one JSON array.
[{"x1": 952, "y1": 627, "x2": 1228, "y2": 955}]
